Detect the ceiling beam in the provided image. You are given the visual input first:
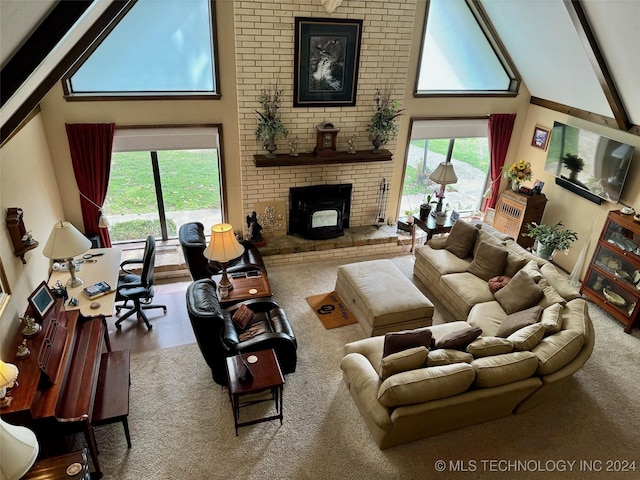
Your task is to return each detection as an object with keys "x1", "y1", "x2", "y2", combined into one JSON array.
[{"x1": 563, "y1": 0, "x2": 631, "y2": 131}]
